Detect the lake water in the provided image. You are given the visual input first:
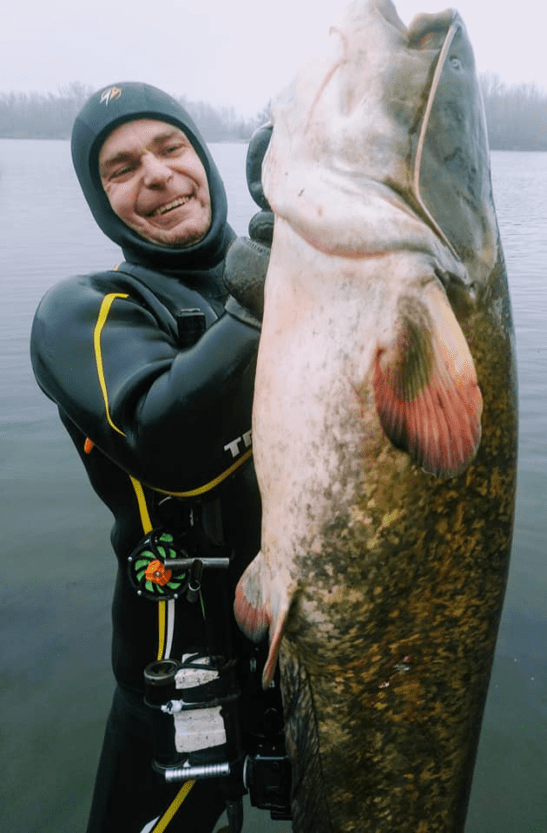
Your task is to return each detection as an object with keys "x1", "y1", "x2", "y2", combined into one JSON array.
[{"x1": 0, "y1": 140, "x2": 545, "y2": 832}]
